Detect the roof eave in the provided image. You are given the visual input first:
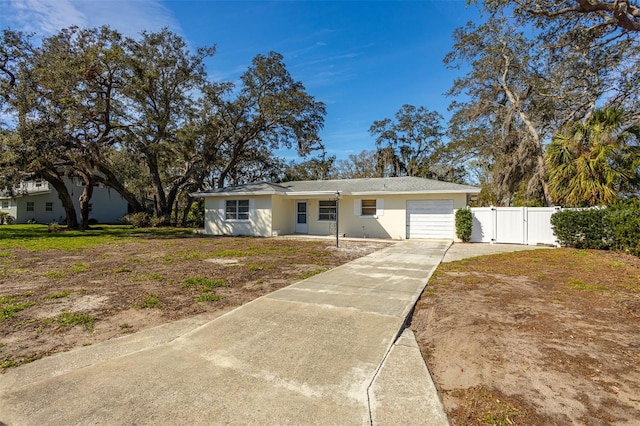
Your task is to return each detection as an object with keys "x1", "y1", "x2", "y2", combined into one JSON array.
[
  {"x1": 2, "y1": 190, "x2": 53, "y2": 198},
  {"x1": 284, "y1": 190, "x2": 343, "y2": 197},
  {"x1": 190, "y1": 190, "x2": 277, "y2": 198},
  {"x1": 191, "y1": 187, "x2": 481, "y2": 198},
  {"x1": 350, "y1": 189, "x2": 481, "y2": 196}
]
